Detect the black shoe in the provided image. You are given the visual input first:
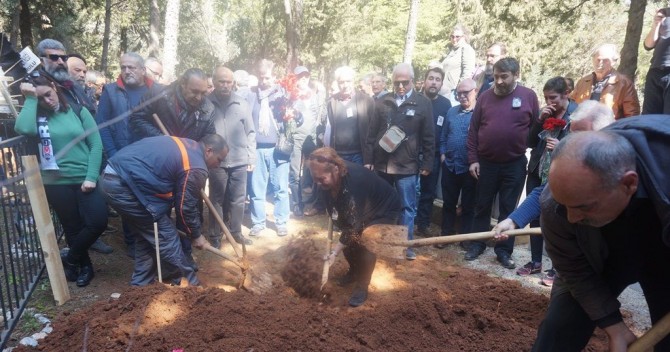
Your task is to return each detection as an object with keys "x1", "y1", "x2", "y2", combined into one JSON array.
[
  {"x1": 464, "y1": 246, "x2": 484, "y2": 261},
  {"x1": 496, "y1": 253, "x2": 516, "y2": 269},
  {"x1": 337, "y1": 270, "x2": 356, "y2": 287},
  {"x1": 76, "y1": 265, "x2": 94, "y2": 287},
  {"x1": 348, "y1": 286, "x2": 368, "y2": 307},
  {"x1": 234, "y1": 235, "x2": 253, "y2": 245},
  {"x1": 90, "y1": 238, "x2": 114, "y2": 254},
  {"x1": 293, "y1": 206, "x2": 304, "y2": 217},
  {"x1": 61, "y1": 253, "x2": 79, "y2": 282}
]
